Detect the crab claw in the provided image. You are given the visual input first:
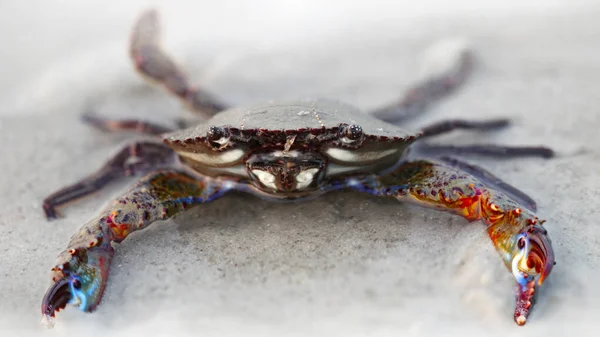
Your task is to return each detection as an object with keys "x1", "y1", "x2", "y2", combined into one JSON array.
[
  {"x1": 511, "y1": 225, "x2": 554, "y2": 326},
  {"x1": 527, "y1": 226, "x2": 554, "y2": 286},
  {"x1": 41, "y1": 278, "x2": 72, "y2": 320},
  {"x1": 41, "y1": 245, "x2": 114, "y2": 324}
]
